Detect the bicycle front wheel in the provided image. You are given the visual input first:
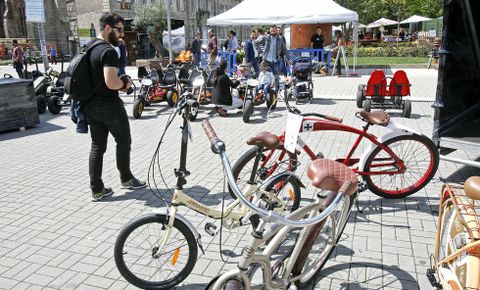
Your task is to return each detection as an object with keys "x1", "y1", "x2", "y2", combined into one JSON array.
[
  {"x1": 363, "y1": 134, "x2": 439, "y2": 198},
  {"x1": 293, "y1": 192, "x2": 356, "y2": 288},
  {"x1": 114, "y1": 213, "x2": 198, "y2": 290}
]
